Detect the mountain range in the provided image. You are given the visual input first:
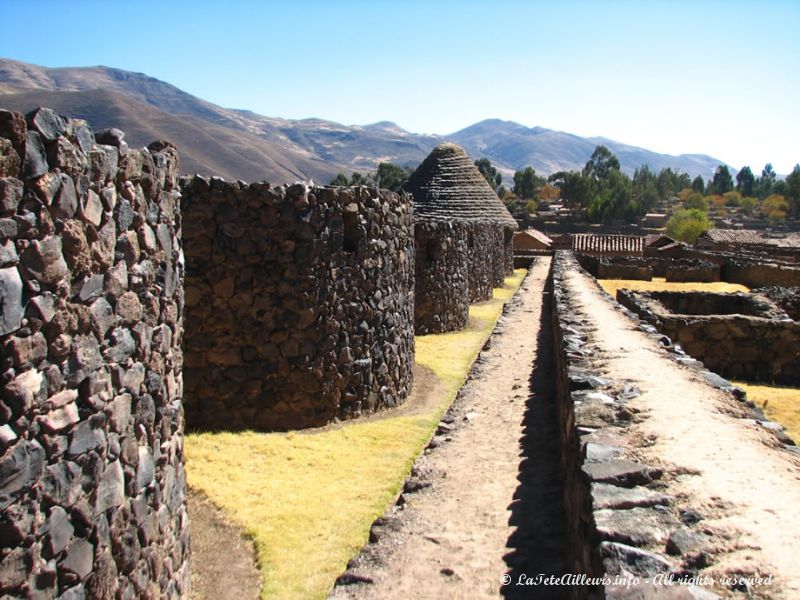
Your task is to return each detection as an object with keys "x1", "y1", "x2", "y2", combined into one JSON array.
[{"x1": 0, "y1": 57, "x2": 726, "y2": 185}]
